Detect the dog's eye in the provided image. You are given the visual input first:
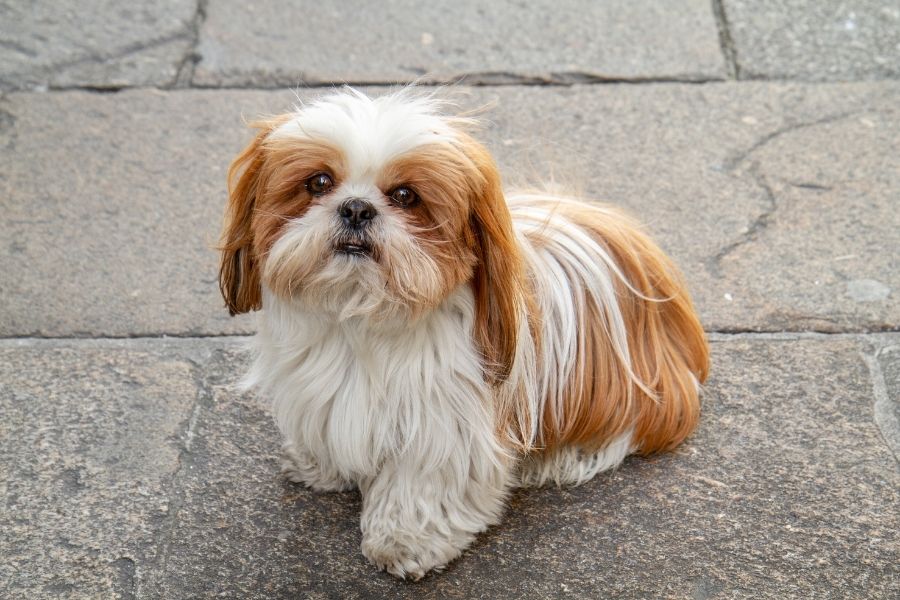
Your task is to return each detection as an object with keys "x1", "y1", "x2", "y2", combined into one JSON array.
[
  {"x1": 389, "y1": 186, "x2": 419, "y2": 208},
  {"x1": 306, "y1": 173, "x2": 334, "y2": 195}
]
